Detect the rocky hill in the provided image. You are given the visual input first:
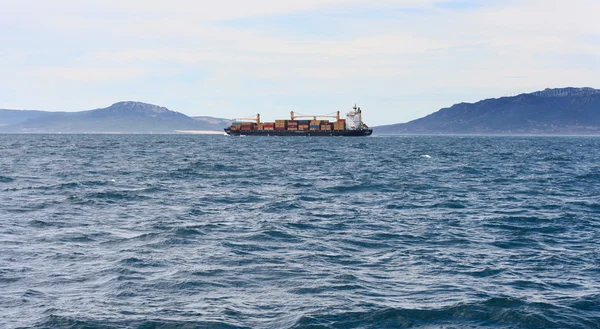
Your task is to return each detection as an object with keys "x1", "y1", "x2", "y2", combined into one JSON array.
[
  {"x1": 375, "y1": 88, "x2": 600, "y2": 135},
  {"x1": 0, "y1": 102, "x2": 230, "y2": 133}
]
